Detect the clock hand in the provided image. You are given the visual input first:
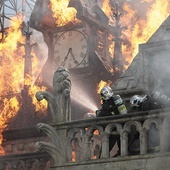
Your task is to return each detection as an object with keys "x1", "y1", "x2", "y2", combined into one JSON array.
[
  {"x1": 69, "y1": 48, "x2": 79, "y2": 65},
  {"x1": 61, "y1": 48, "x2": 71, "y2": 66}
]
